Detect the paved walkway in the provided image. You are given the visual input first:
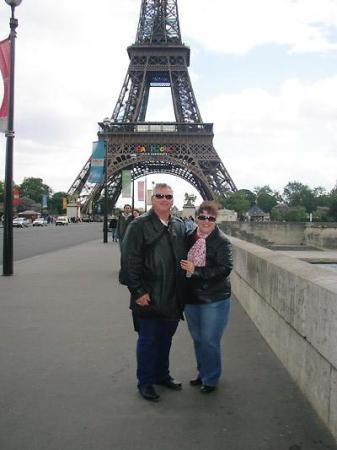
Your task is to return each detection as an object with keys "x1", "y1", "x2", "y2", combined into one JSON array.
[{"x1": 1, "y1": 240, "x2": 336, "y2": 450}]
